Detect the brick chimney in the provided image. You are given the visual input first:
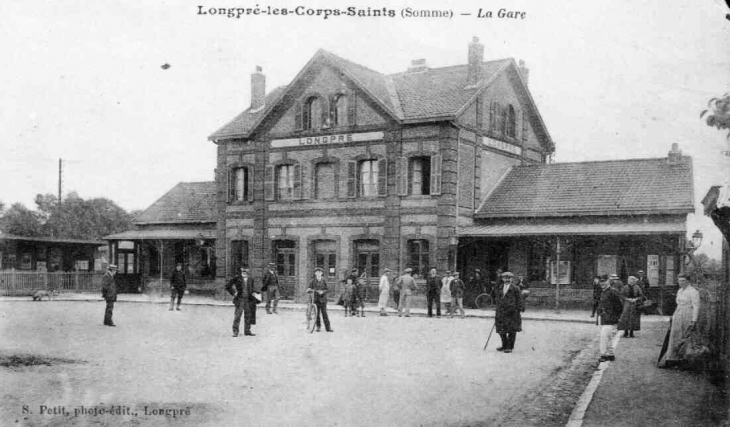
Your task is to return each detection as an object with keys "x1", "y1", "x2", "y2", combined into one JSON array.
[
  {"x1": 518, "y1": 59, "x2": 529, "y2": 85},
  {"x1": 407, "y1": 58, "x2": 428, "y2": 72},
  {"x1": 467, "y1": 36, "x2": 484, "y2": 86},
  {"x1": 668, "y1": 143, "x2": 682, "y2": 164},
  {"x1": 251, "y1": 66, "x2": 265, "y2": 111}
]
